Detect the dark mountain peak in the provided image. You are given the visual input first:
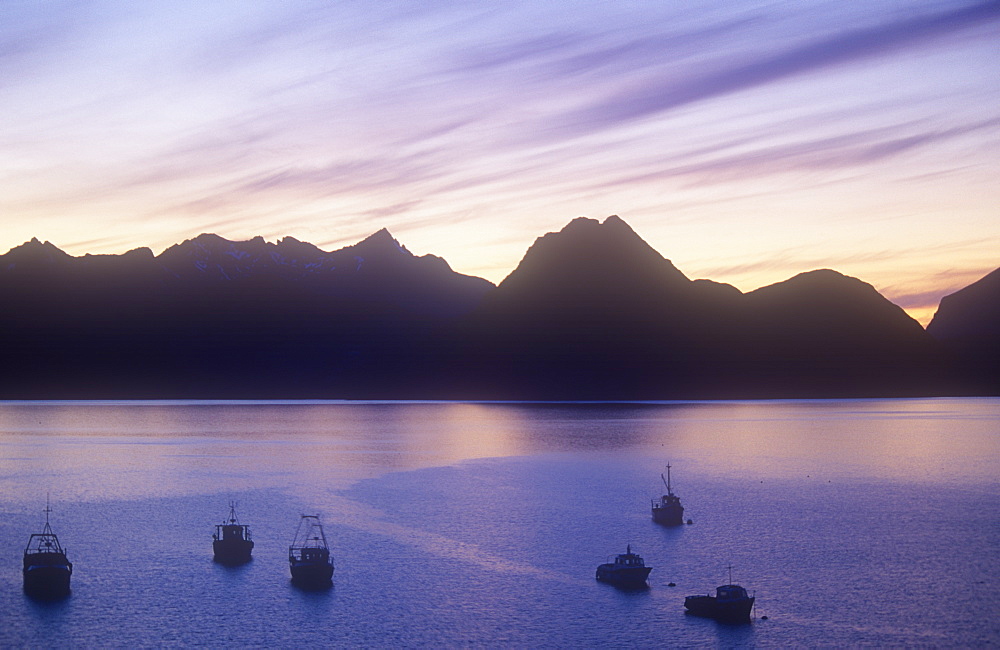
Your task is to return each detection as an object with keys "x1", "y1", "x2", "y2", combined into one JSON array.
[
  {"x1": 275, "y1": 236, "x2": 325, "y2": 260},
  {"x1": 749, "y1": 269, "x2": 883, "y2": 302},
  {"x1": 559, "y1": 215, "x2": 601, "y2": 234},
  {"x1": 159, "y1": 233, "x2": 222, "y2": 258},
  {"x1": 242, "y1": 235, "x2": 272, "y2": 257},
  {"x1": 416, "y1": 252, "x2": 453, "y2": 273},
  {"x1": 8, "y1": 237, "x2": 66, "y2": 255},
  {"x1": 156, "y1": 233, "x2": 272, "y2": 280},
  {"x1": 124, "y1": 246, "x2": 156, "y2": 260},
  {"x1": 796, "y1": 267, "x2": 840, "y2": 279},
  {"x1": 187, "y1": 232, "x2": 229, "y2": 248},
  {"x1": 350, "y1": 228, "x2": 411, "y2": 258},
  {"x1": 2, "y1": 238, "x2": 73, "y2": 270},
  {"x1": 81, "y1": 247, "x2": 155, "y2": 262},
  {"x1": 601, "y1": 213, "x2": 636, "y2": 233},
  {"x1": 72, "y1": 247, "x2": 160, "y2": 282},
  {"x1": 747, "y1": 268, "x2": 928, "y2": 346},
  {"x1": 926, "y1": 267, "x2": 1000, "y2": 393},
  {"x1": 788, "y1": 268, "x2": 851, "y2": 285},
  {"x1": 927, "y1": 267, "x2": 1000, "y2": 341},
  {"x1": 472, "y1": 216, "x2": 710, "y2": 353},
  {"x1": 497, "y1": 215, "x2": 689, "y2": 295},
  {"x1": 167, "y1": 233, "x2": 278, "y2": 256},
  {"x1": 157, "y1": 233, "x2": 234, "y2": 262},
  {"x1": 149, "y1": 228, "x2": 490, "y2": 298},
  {"x1": 556, "y1": 214, "x2": 639, "y2": 240}
]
